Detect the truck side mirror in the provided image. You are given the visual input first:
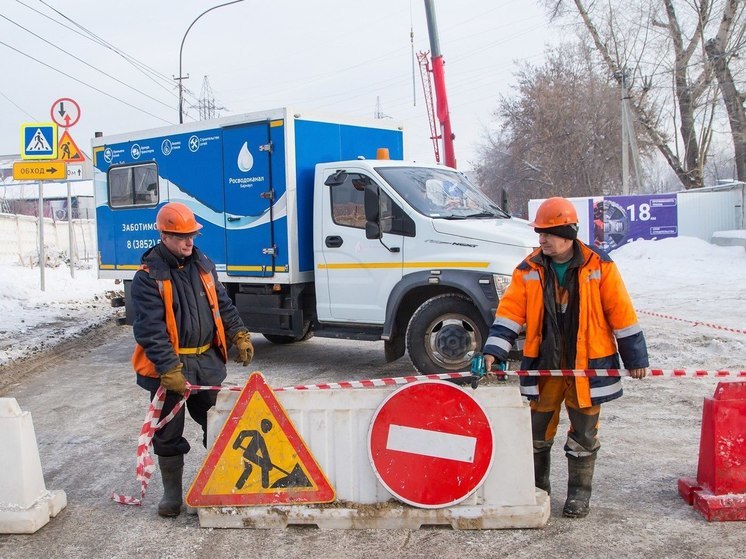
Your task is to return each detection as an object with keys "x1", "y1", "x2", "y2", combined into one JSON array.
[
  {"x1": 364, "y1": 184, "x2": 379, "y2": 221},
  {"x1": 364, "y1": 184, "x2": 381, "y2": 239},
  {"x1": 365, "y1": 221, "x2": 381, "y2": 239},
  {"x1": 324, "y1": 170, "x2": 347, "y2": 186}
]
